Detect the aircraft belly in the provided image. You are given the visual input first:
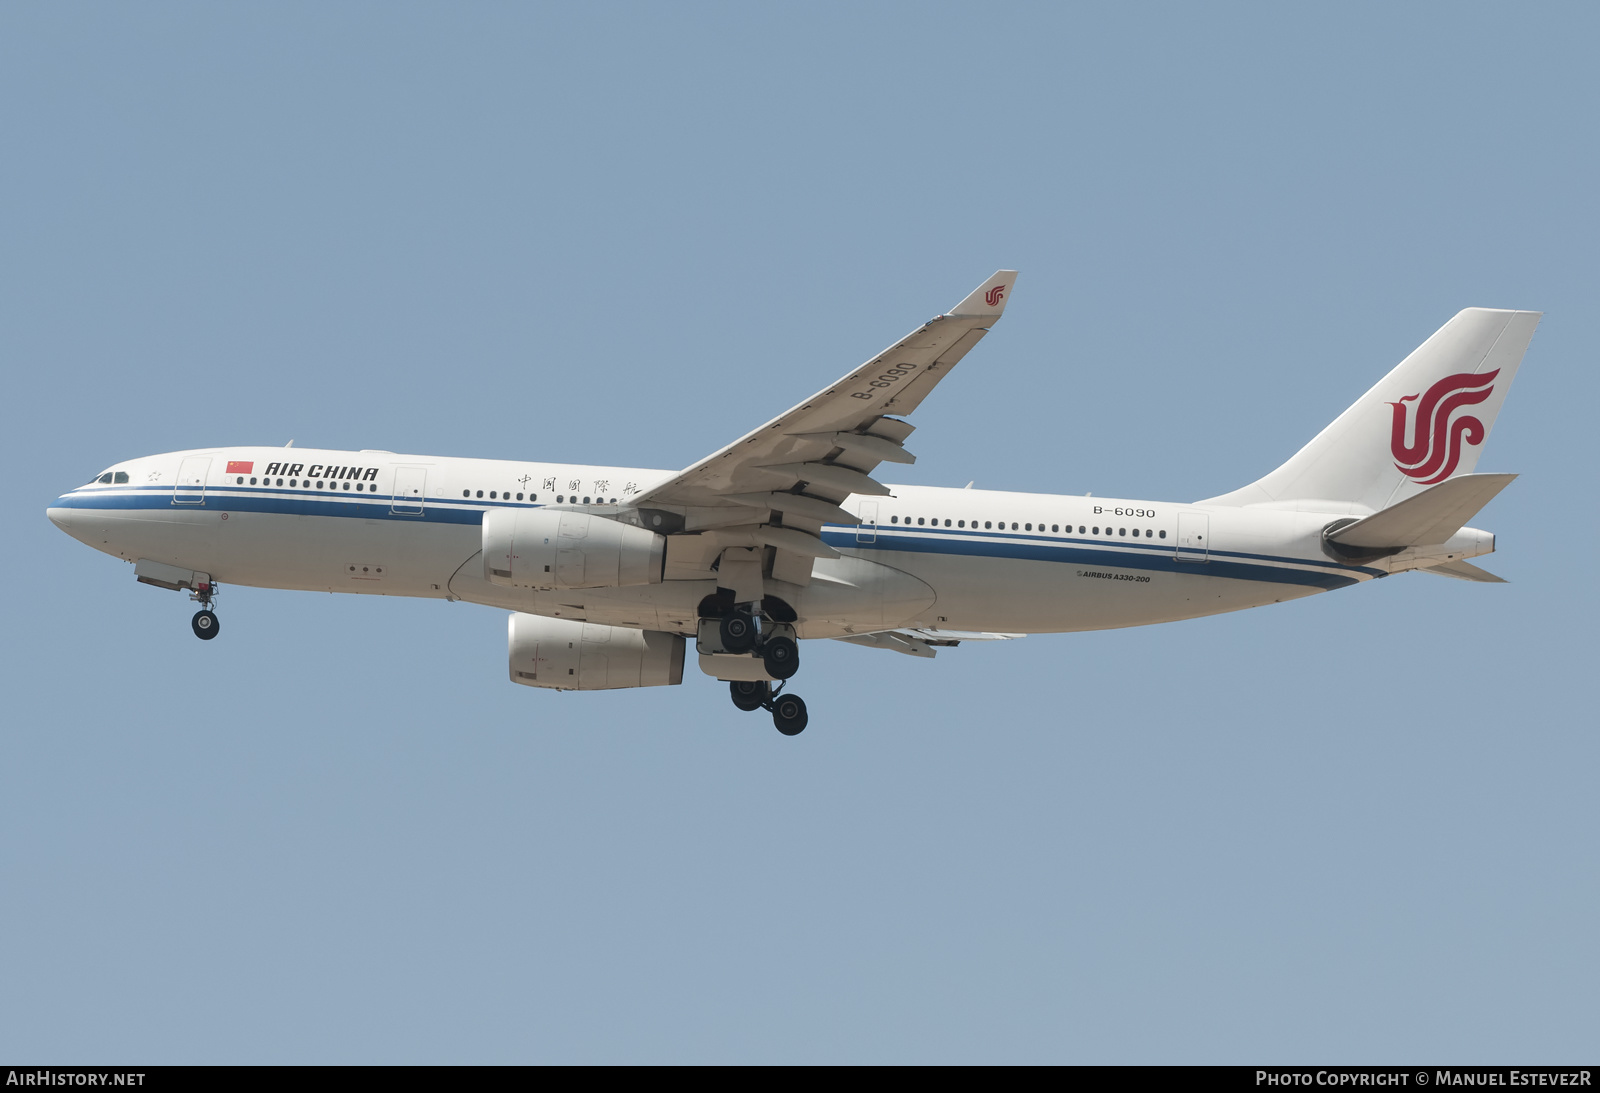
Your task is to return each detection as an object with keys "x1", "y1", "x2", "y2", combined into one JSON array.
[
  {"x1": 447, "y1": 551, "x2": 711, "y2": 633},
  {"x1": 109, "y1": 509, "x2": 469, "y2": 597},
  {"x1": 446, "y1": 551, "x2": 939, "y2": 637},
  {"x1": 869, "y1": 548, "x2": 1323, "y2": 633},
  {"x1": 792, "y1": 554, "x2": 936, "y2": 634},
  {"x1": 66, "y1": 508, "x2": 217, "y2": 571},
  {"x1": 219, "y1": 512, "x2": 472, "y2": 595}
]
